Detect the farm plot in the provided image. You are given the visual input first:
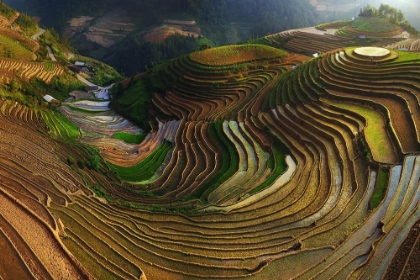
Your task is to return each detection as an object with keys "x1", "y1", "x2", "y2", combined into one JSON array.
[
  {"x1": 0, "y1": 58, "x2": 64, "y2": 83},
  {"x1": 0, "y1": 34, "x2": 34, "y2": 61},
  {"x1": 2, "y1": 30, "x2": 420, "y2": 279},
  {"x1": 0, "y1": 99, "x2": 116, "y2": 278},
  {"x1": 25, "y1": 45, "x2": 418, "y2": 280}
]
